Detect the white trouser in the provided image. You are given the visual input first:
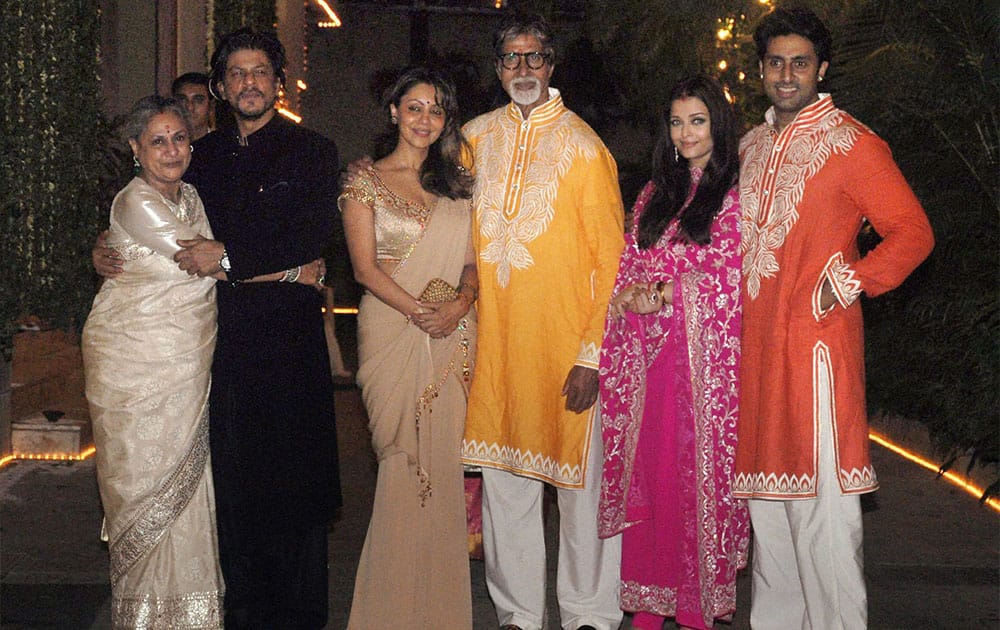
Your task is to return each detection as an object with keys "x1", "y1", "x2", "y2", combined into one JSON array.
[
  {"x1": 748, "y1": 350, "x2": 868, "y2": 629},
  {"x1": 481, "y1": 409, "x2": 622, "y2": 630}
]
